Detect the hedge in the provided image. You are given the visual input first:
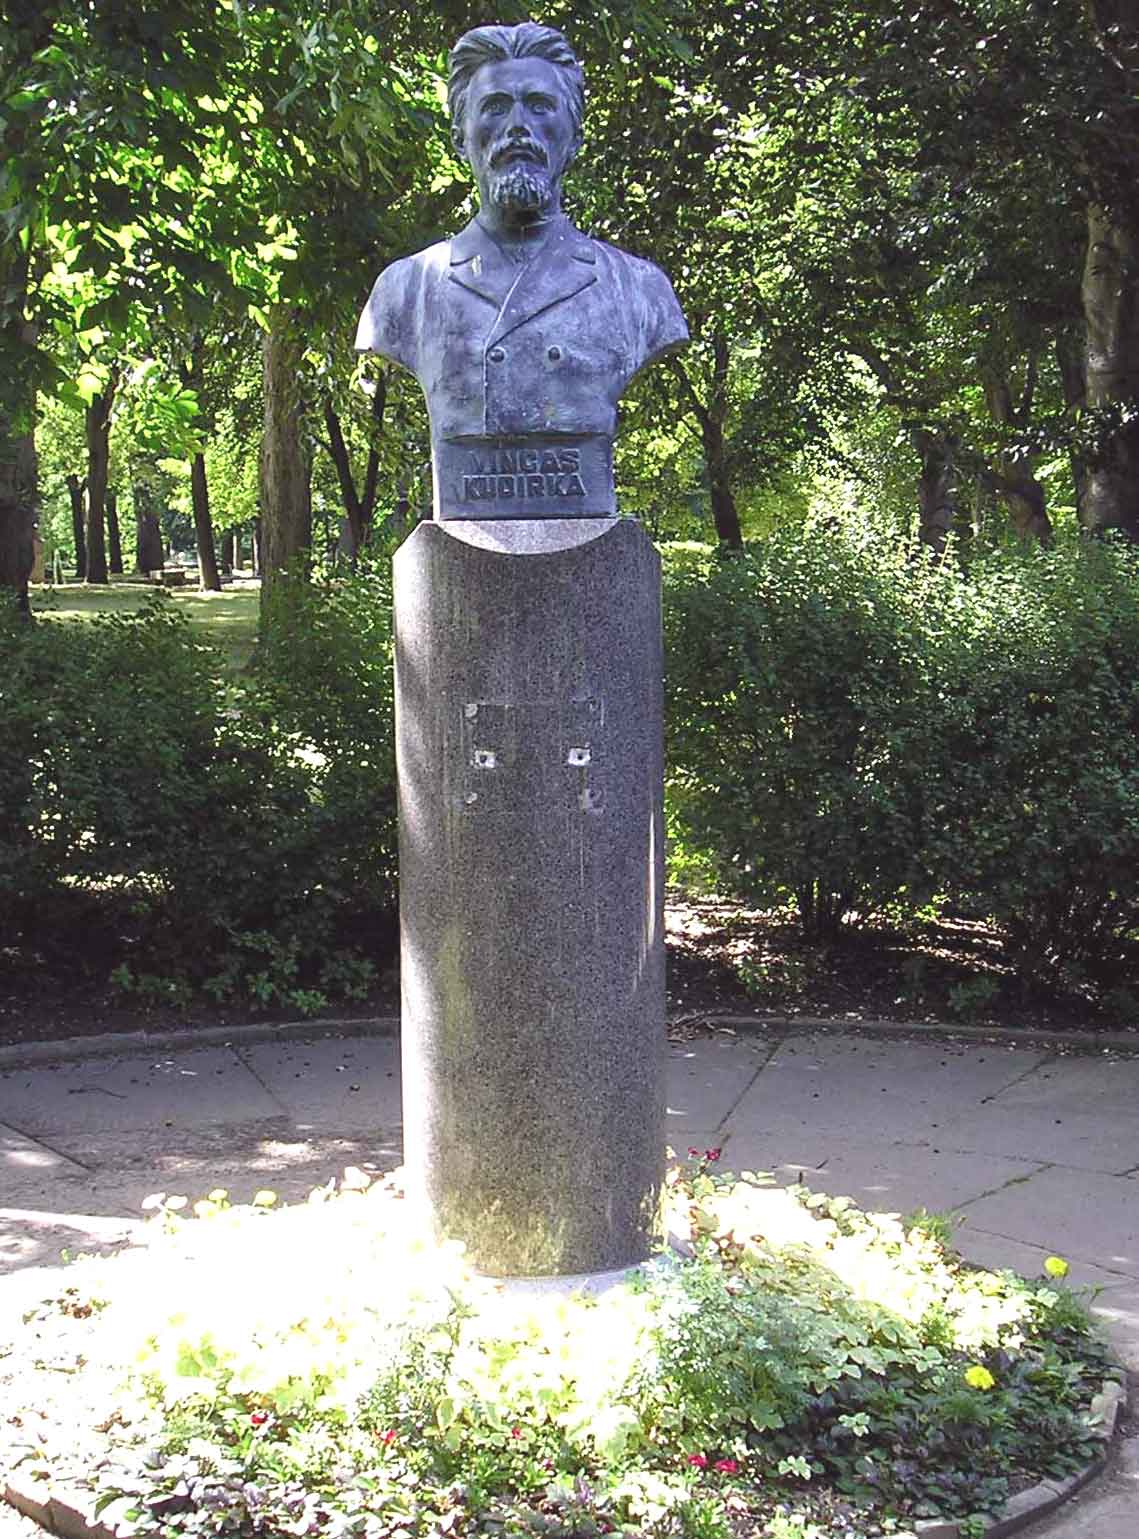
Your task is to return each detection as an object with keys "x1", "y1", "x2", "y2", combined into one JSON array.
[
  {"x1": 664, "y1": 530, "x2": 1139, "y2": 986},
  {"x1": 0, "y1": 580, "x2": 397, "y2": 1011},
  {"x1": 3, "y1": 530, "x2": 1136, "y2": 1005}
]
